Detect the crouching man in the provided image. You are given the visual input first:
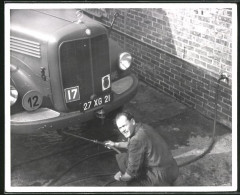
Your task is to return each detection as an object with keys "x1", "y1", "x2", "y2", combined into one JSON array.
[{"x1": 105, "y1": 111, "x2": 179, "y2": 186}]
